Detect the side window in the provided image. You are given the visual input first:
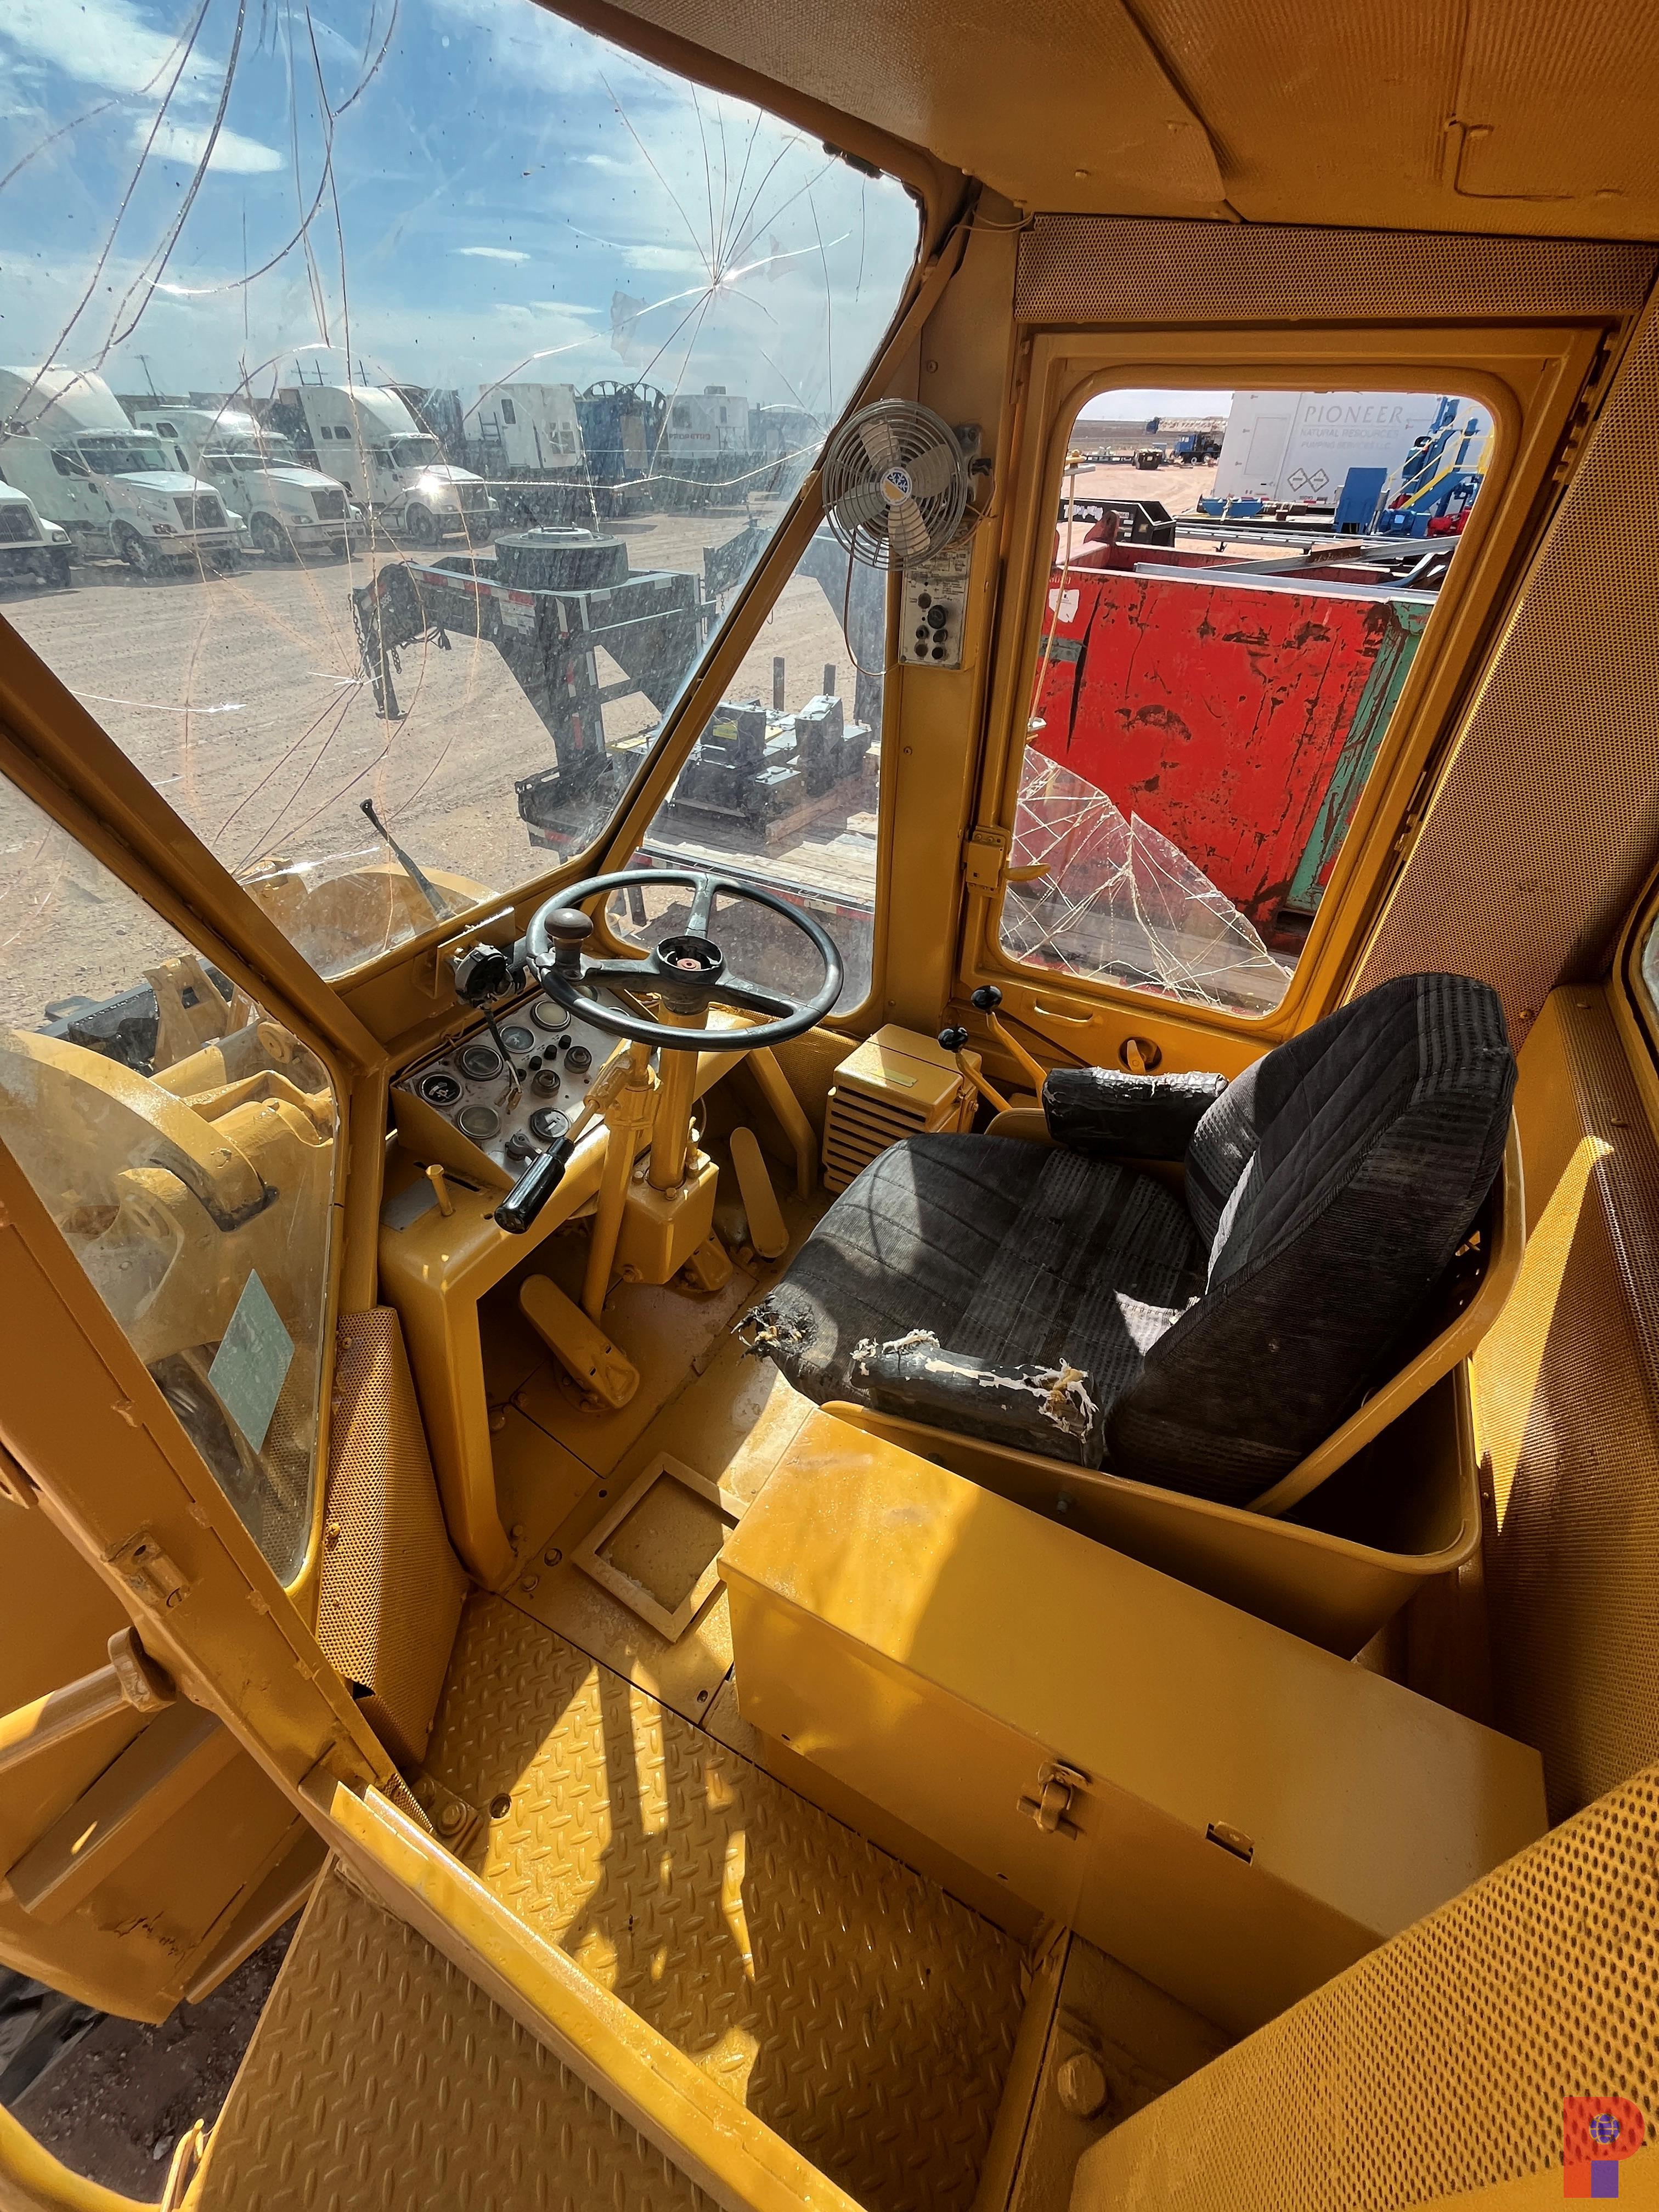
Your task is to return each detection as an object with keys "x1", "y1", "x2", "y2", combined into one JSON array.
[
  {"x1": 50, "y1": 449, "x2": 88, "y2": 479},
  {"x1": 600, "y1": 529, "x2": 885, "y2": 1013},
  {"x1": 1003, "y1": 386, "x2": 1491, "y2": 1014},
  {"x1": 500, "y1": 398, "x2": 516, "y2": 426},
  {"x1": 0, "y1": 769, "x2": 336, "y2": 1583}
]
